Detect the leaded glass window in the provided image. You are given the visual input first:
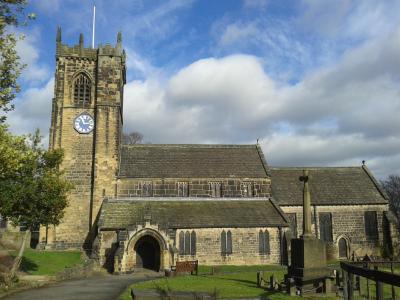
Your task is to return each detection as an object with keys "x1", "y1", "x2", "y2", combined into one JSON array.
[
  {"x1": 179, "y1": 231, "x2": 184, "y2": 255},
  {"x1": 179, "y1": 230, "x2": 197, "y2": 256},
  {"x1": 141, "y1": 182, "x2": 153, "y2": 197},
  {"x1": 364, "y1": 211, "x2": 378, "y2": 241},
  {"x1": 241, "y1": 182, "x2": 253, "y2": 197},
  {"x1": 210, "y1": 182, "x2": 222, "y2": 197},
  {"x1": 178, "y1": 182, "x2": 189, "y2": 197},
  {"x1": 226, "y1": 231, "x2": 232, "y2": 254},
  {"x1": 259, "y1": 230, "x2": 270, "y2": 255},
  {"x1": 319, "y1": 212, "x2": 333, "y2": 242},
  {"x1": 221, "y1": 230, "x2": 232, "y2": 255},
  {"x1": 190, "y1": 231, "x2": 196, "y2": 255}
]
